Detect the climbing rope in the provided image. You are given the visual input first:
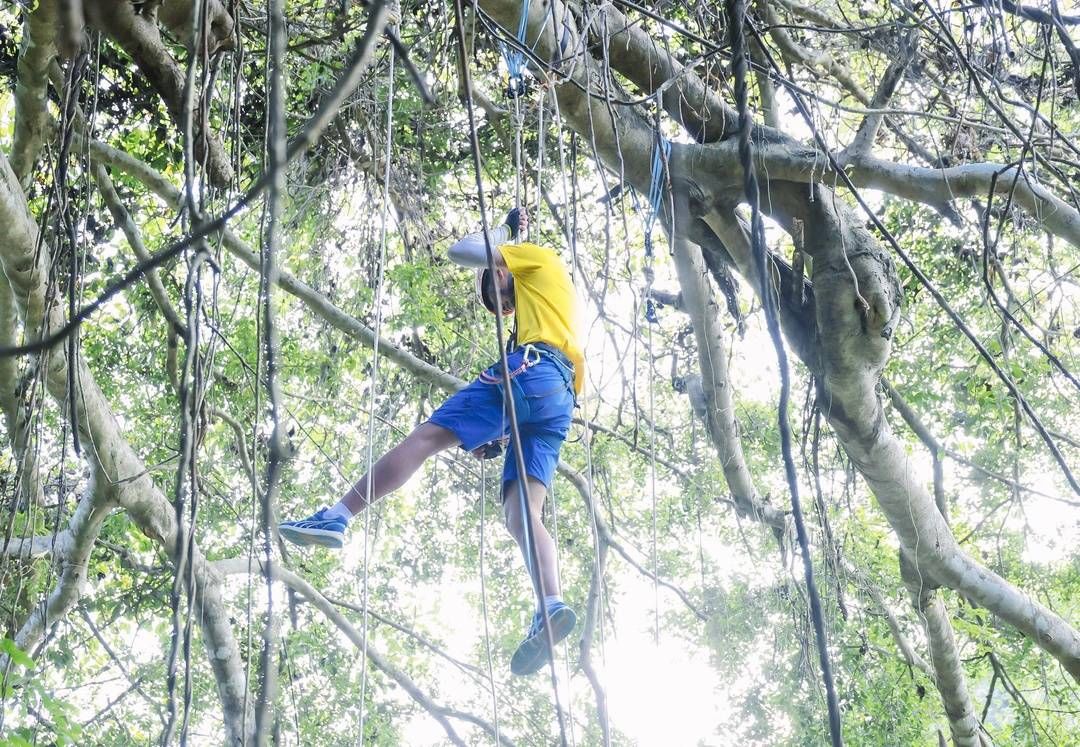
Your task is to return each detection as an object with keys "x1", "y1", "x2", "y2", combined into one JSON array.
[
  {"x1": 642, "y1": 128, "x2": 669, "y2": 325},
  {"x1": 546, "y1": 73, "x2": 609, "y2": 742},
  {"x1": 725, "y1": 1, "x2": 844, "y2": 744},
  {"x1": 452, "y1": 1, "x2": 570, "y2": 743},
  {"x1": 357, "y1": 41, "x2": 396, "y2": 743},
  {"x1": 641, "y1": 99, "x2": 668, "y2": 643},
  {"x1": 478, "y1": 460, "x2": 502, "y2": 745}
]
